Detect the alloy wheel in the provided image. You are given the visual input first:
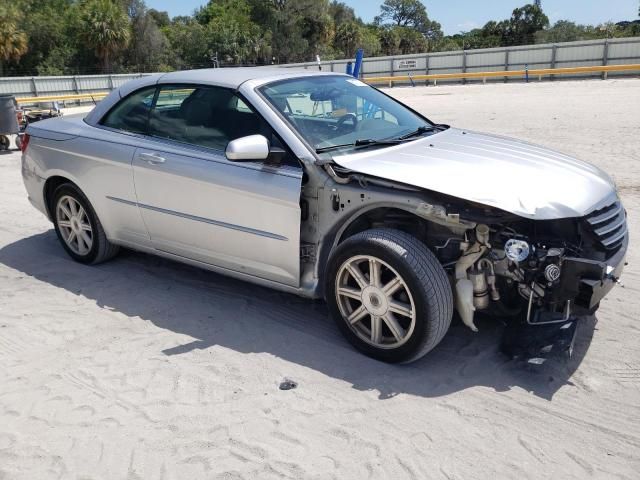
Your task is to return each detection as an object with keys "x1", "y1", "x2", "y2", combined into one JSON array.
[
  {"x1": 56, "y1": 195, "x2": 93, "y2": 255},
  {"x1": 335, "y1": 255, "x2": 416, "y2": 349}
]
